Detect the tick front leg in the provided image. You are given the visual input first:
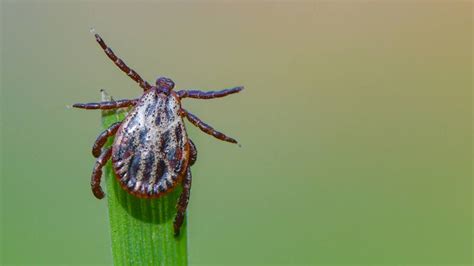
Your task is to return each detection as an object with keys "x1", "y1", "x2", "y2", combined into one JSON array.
[
  {"x1": 92, "y1": 31, "x2": 152, "y2": 90},
  {"x1": 174, "y1": 169, "x2": 192, "y2": 236},
  {"x1": 92, "y1": 122, "x2": 121, "y2": 157},
  {"x1": 183, "y1": 109, "x2": 238, "y2": 144},
  {"x1": 177, "y1": 86, "x2": 243, "y2": 99},
  {"x1": 73, "y1": 99, "x2": 138, "y2": 110},
  {"x1": 91, "y1": 147, "x2": 112, "y2": 199}
]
